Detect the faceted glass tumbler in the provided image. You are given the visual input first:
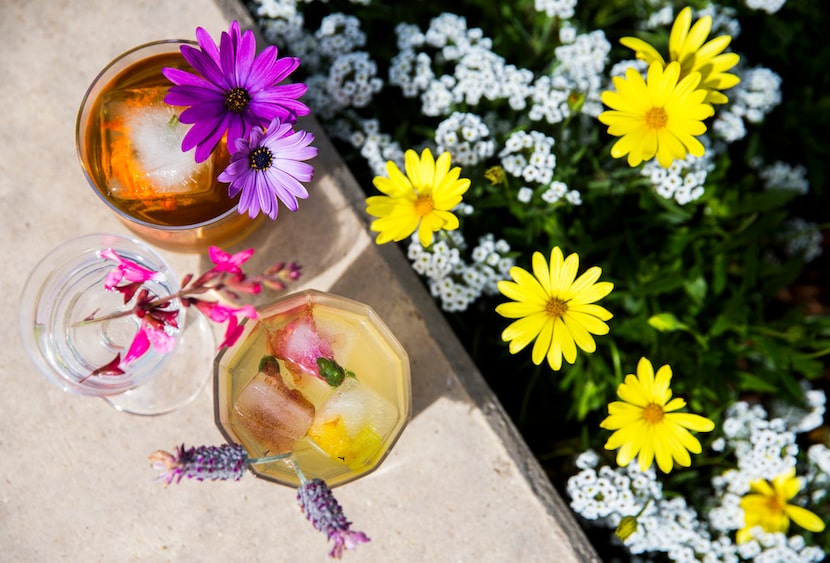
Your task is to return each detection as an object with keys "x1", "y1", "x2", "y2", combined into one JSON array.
[{"x1": 214, "y1": 290, "x2": 411, "y2": 487}]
